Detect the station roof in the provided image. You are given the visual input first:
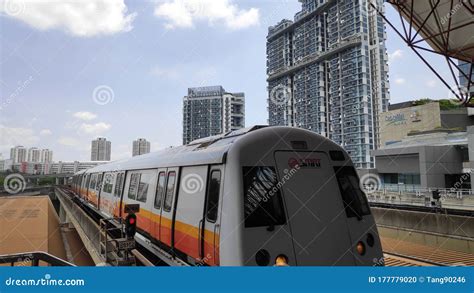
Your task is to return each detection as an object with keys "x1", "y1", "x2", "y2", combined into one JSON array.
[{"x1": 389, "y1": 0, "x2": 473, "y2": 62}]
